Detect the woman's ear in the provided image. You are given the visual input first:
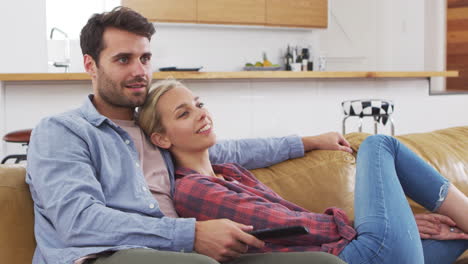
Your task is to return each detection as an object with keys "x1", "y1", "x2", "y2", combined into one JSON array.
[{"x1": 150, "y1": 132, "x2": 171, "y2": 149}]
